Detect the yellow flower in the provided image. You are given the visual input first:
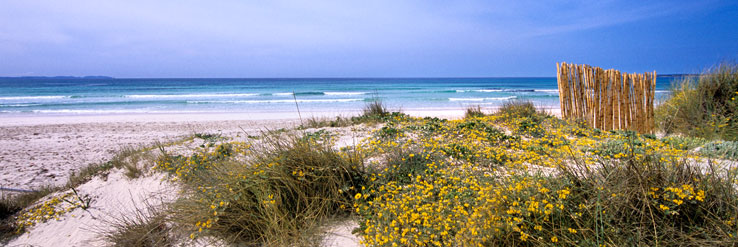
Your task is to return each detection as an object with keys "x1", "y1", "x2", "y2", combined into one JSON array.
[
  {"x1": 355, "y1": 193, "x2": 362, "y2": 200},
  {"x1": 551, "y1": 236, "x2": 558, "y2": 242}
]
